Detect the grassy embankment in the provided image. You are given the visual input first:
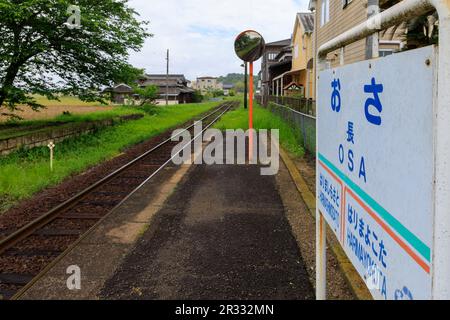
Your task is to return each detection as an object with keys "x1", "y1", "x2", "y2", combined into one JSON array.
[
  {"x1": 213, "y1": 101, "x2": 304, "y2": 157},
  {"x1": 0, "y1": 101, "x2": 220, "y2": 213},
  {"x1": 0, "y1": 107, "x2": 142, "y2": 140},
  {"x1": 0, "y1": 95, "x2": 113, "y2": 123}
]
